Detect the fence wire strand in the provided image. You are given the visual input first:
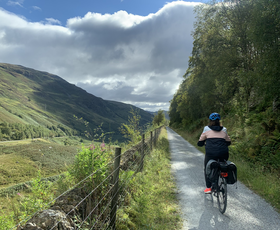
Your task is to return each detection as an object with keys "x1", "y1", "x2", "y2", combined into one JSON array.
[
  {"x1": 76, "y1": 145, "x2": 144, "y2": 229},
  {"x1": 14, "y1": 126, "x2": 163, "y2": 230},
  {"x1": 52, "y1": 143, "x2": 144, "y2": 229},
  {"x1": 10, "y1": 150, "x2": 121, "y2": 230},
  {"x1": 49, "y1": 163, "x2": 121, "y2": 230},
  {"x1": 104, "y1": 150, "x2": 146, "y2": 229}
]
